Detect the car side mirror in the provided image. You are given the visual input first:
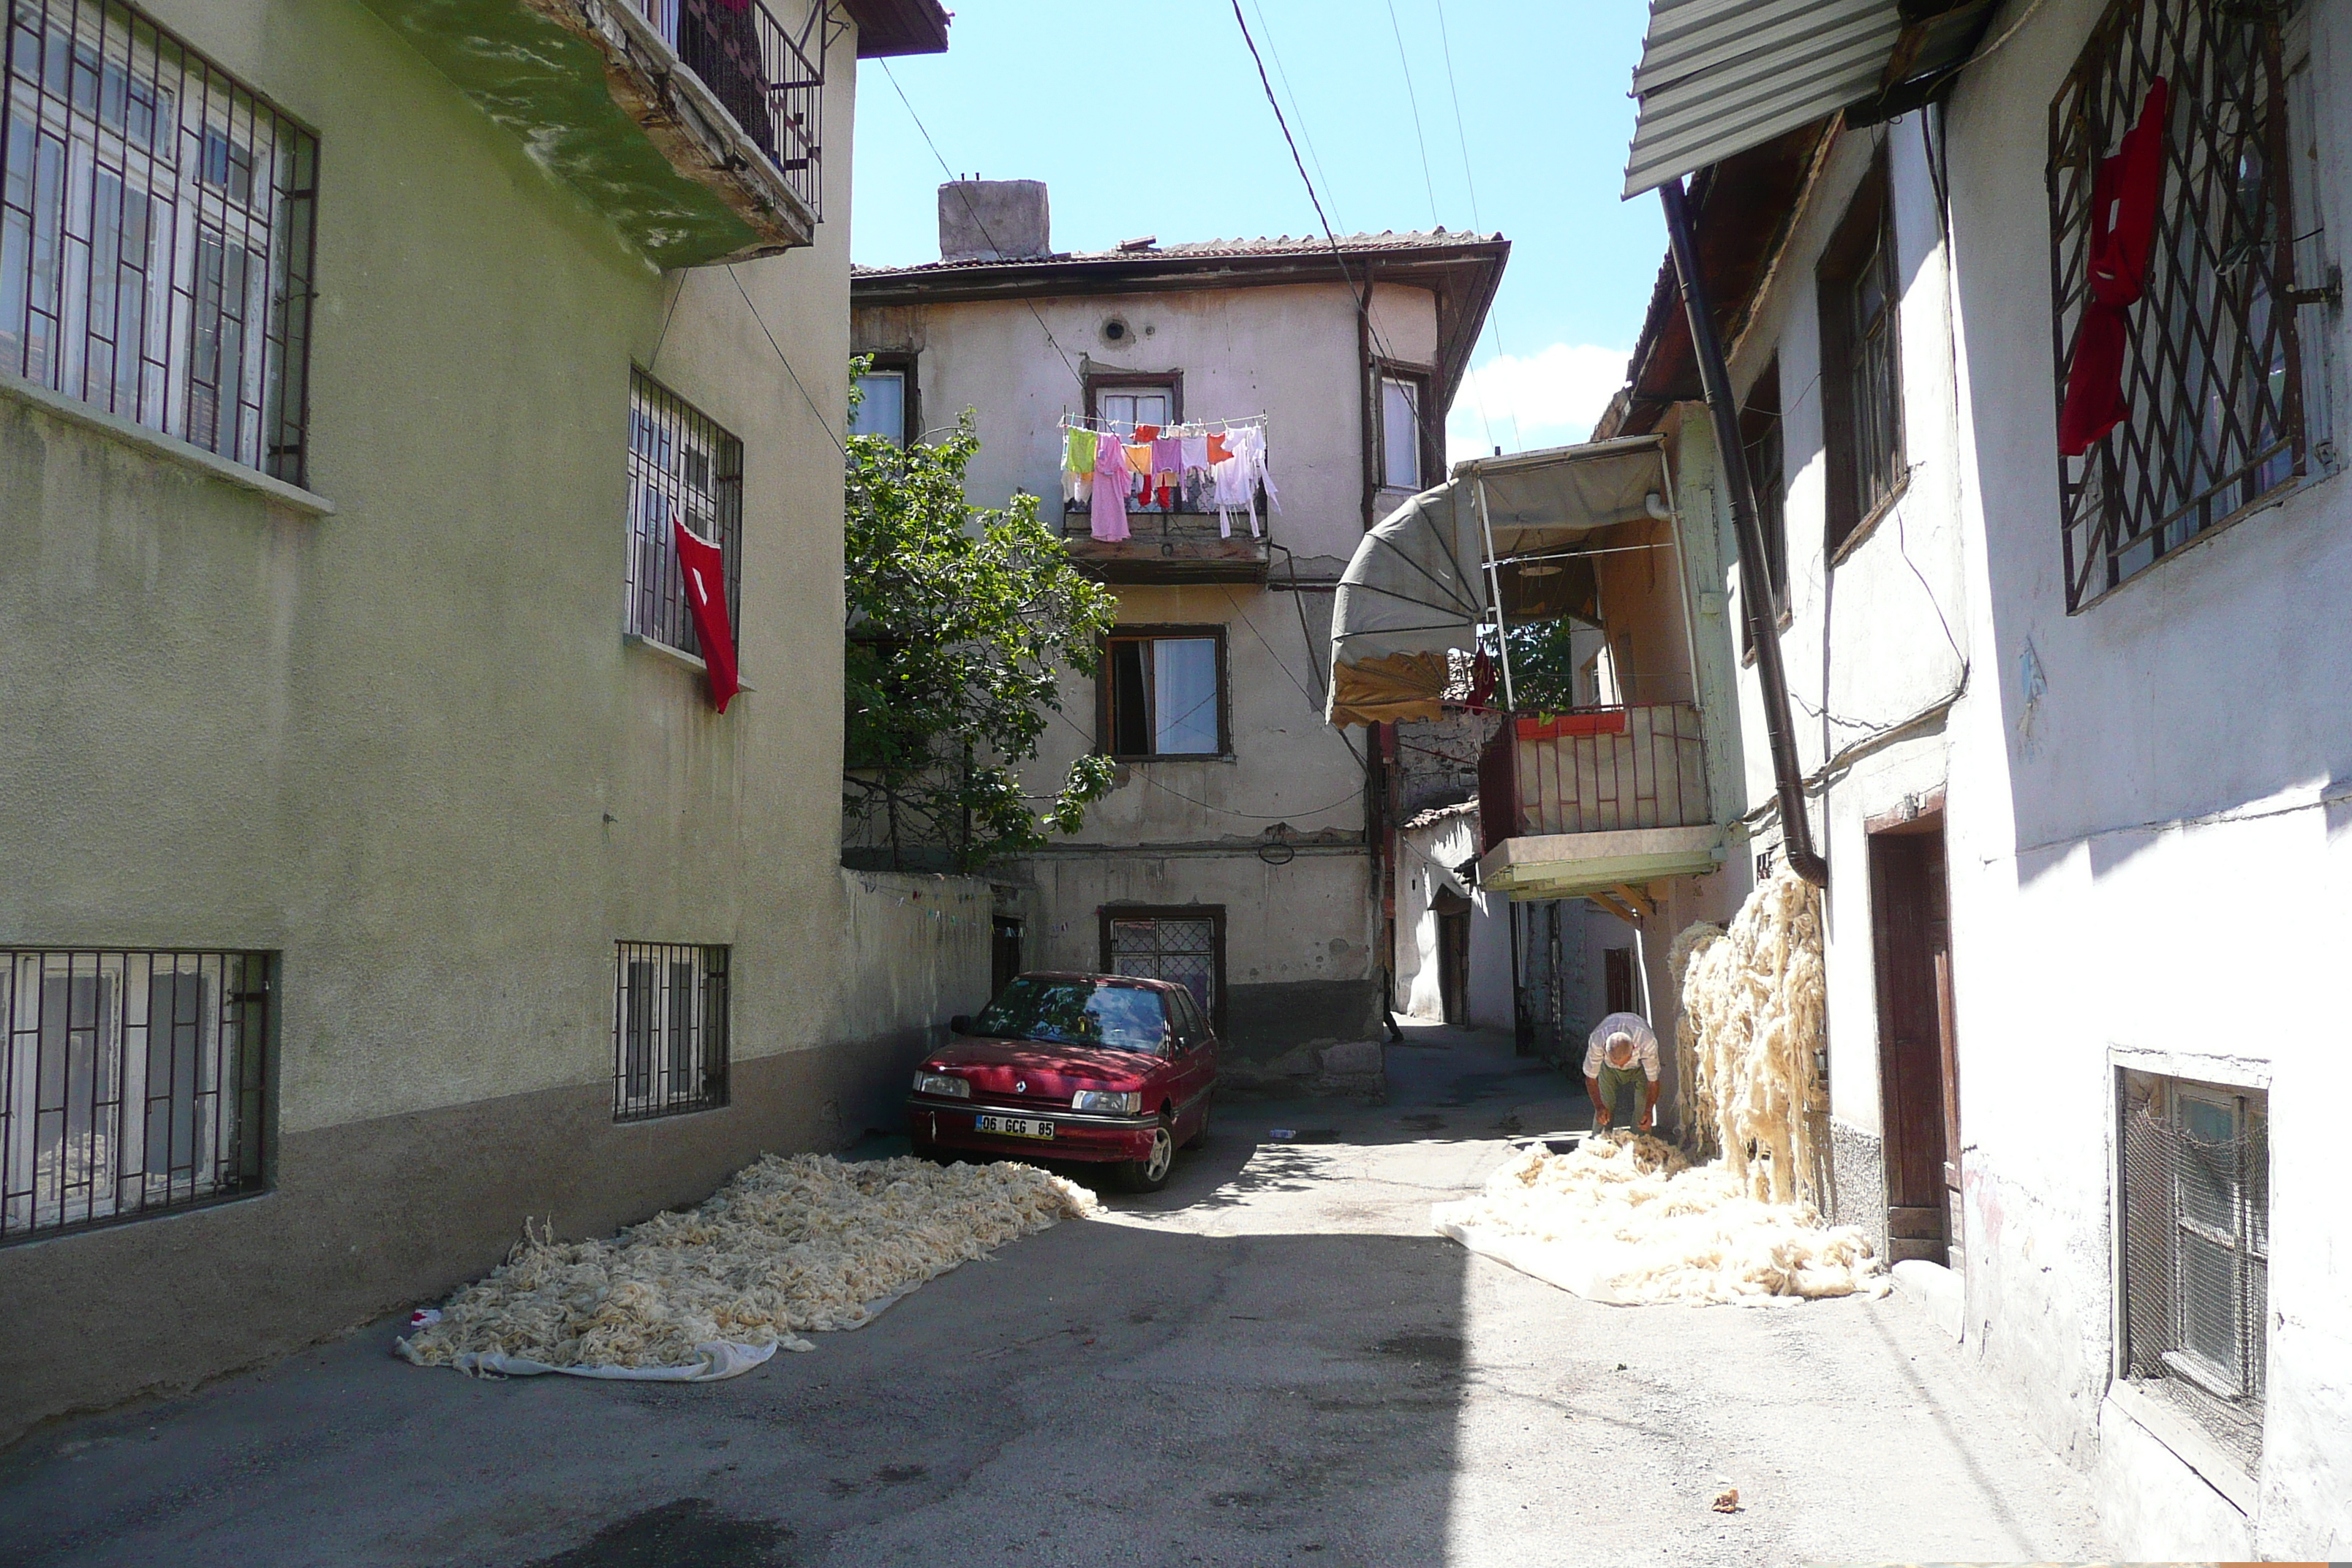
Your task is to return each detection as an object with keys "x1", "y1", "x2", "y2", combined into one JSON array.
[{"x1": 949, "y1": 1014, "x2": 975, "y2": 1036}]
